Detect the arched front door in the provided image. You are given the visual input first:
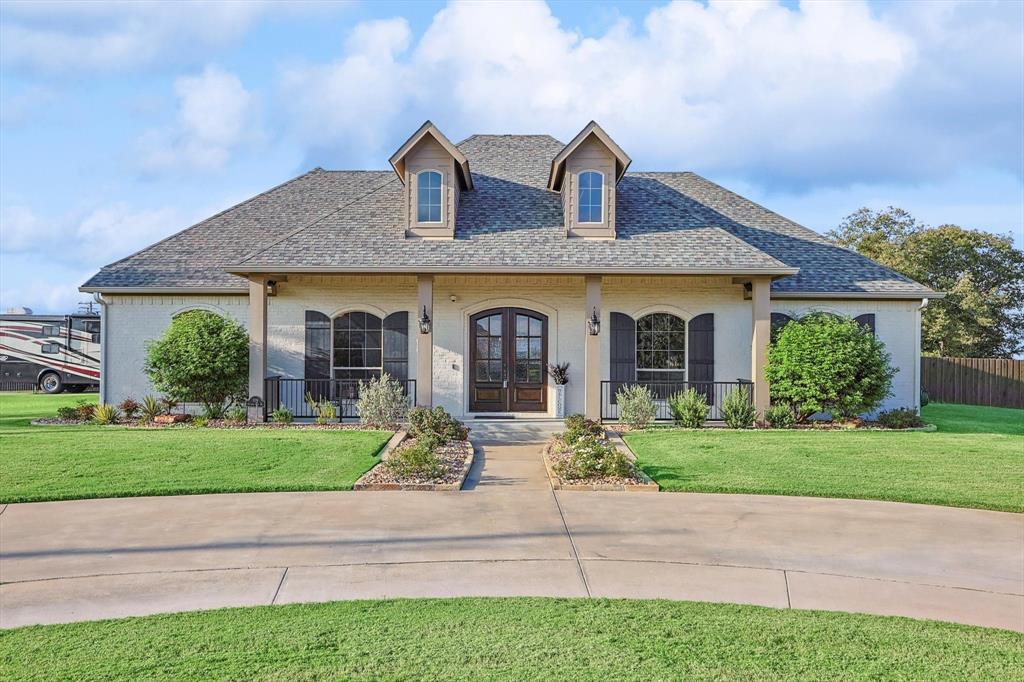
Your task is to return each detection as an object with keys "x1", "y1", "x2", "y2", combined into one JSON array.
[{"x1": 469, "y1": 308, "x2": 548, "y2": 412}]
